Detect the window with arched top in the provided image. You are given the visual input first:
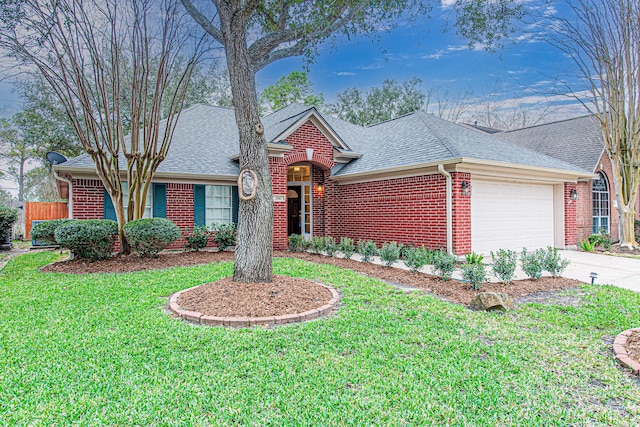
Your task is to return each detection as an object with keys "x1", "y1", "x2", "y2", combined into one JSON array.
[{"x1": 592, "y1": 172, "x2": 610, "y2": 234}]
